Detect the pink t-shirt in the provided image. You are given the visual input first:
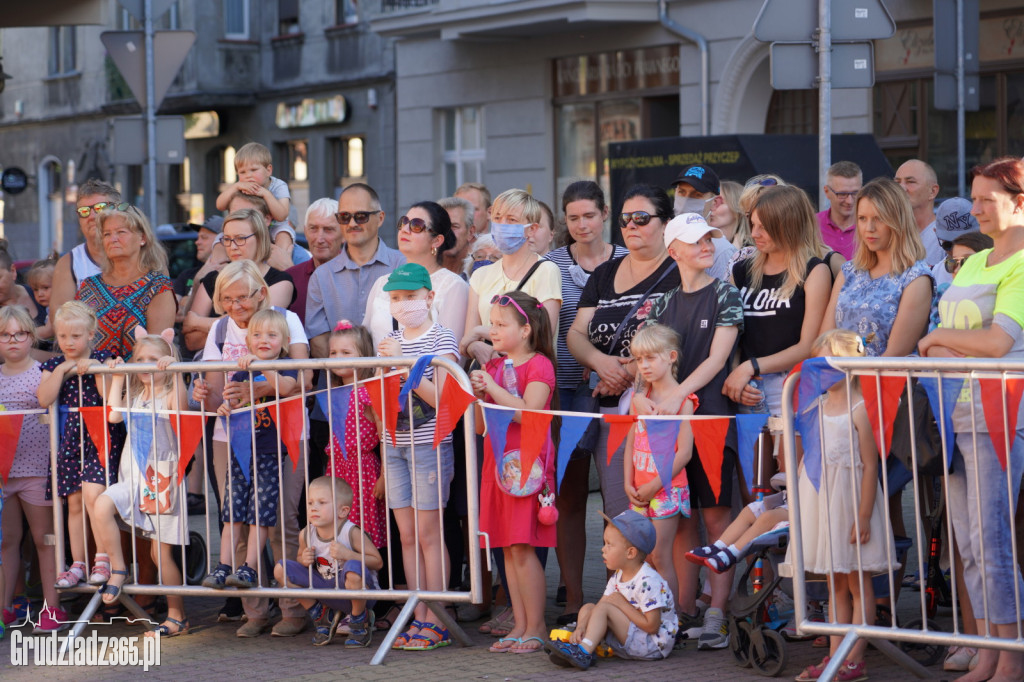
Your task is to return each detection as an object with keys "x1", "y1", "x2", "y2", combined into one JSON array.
[{"x1": 817, "y1": 209, "x2": 856, "y2": 260}]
